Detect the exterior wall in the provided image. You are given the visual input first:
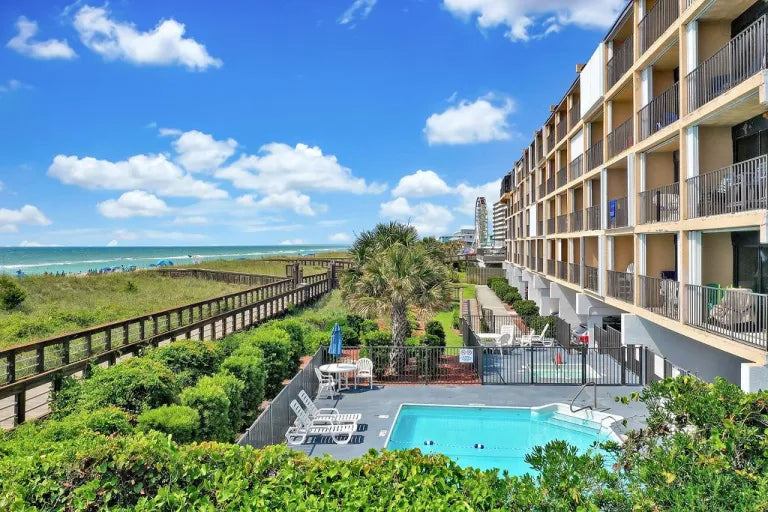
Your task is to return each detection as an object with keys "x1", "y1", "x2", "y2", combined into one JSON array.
[
  {"x1": 607, "y1": 167, "x2": 628, "y2": 199},
  {"x1": 585, "y1": 237, "x2": 599, "y2": 267},
  {"x1": 701, "y1": 232, "x2": 733, "y2": 286},
  {"x1": 645, "y1": 152, "x2": 676, "y2": 189},
  {"x1": 698, "y1": 126, "x2": 733, "y2": 172},
  {"x1": 646, "y1": 234, "x2": 676, "y2": 277},
  {"x1": 652, "y1": 68, "x2": 675, "y2": 97},
  {"x1": 614, "y1": 236, "x2": 634, "y2": 270},
  {"x1": 697, "y1": 20, "x2": 731, "y2": 62},
  {"x1": 612, "y1": 100, "x2": 633, "y2": 126},
  {"x1": 580, "y1": 44, "x2": 605, "y2": 115}
]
